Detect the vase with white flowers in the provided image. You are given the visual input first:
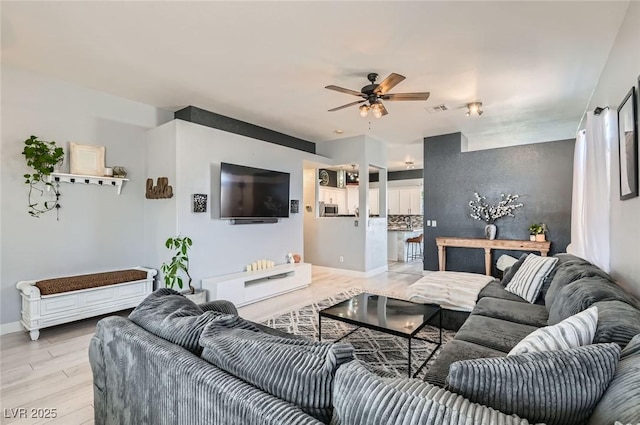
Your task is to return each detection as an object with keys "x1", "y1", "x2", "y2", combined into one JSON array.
[{"x1": 469, "y1": 192, "x2": 523, "y2": 240}]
